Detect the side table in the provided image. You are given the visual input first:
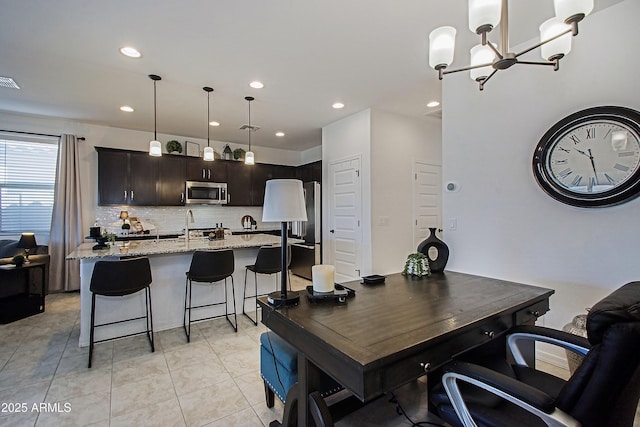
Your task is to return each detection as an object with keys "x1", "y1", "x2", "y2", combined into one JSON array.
[{"x1": 0, "y1": 262, "x2": 46, "y2": 323}]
